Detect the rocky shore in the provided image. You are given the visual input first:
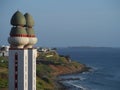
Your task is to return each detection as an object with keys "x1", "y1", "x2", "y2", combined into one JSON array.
[{"x1": 49, "y1": 63, "x2": 90, "y2": 90}]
